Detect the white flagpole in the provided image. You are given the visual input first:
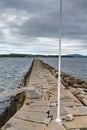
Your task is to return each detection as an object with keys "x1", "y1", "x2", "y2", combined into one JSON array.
[{"x1": 56, "y1": 0, "x2": 62, "y2": 123}]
